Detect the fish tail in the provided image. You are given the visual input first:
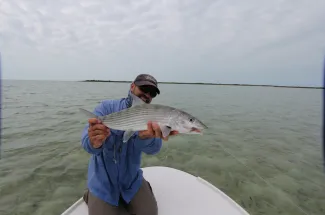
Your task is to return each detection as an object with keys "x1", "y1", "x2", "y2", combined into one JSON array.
[{"x1": 79, "y1": 108, "x2": 99, "y2": 119}]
